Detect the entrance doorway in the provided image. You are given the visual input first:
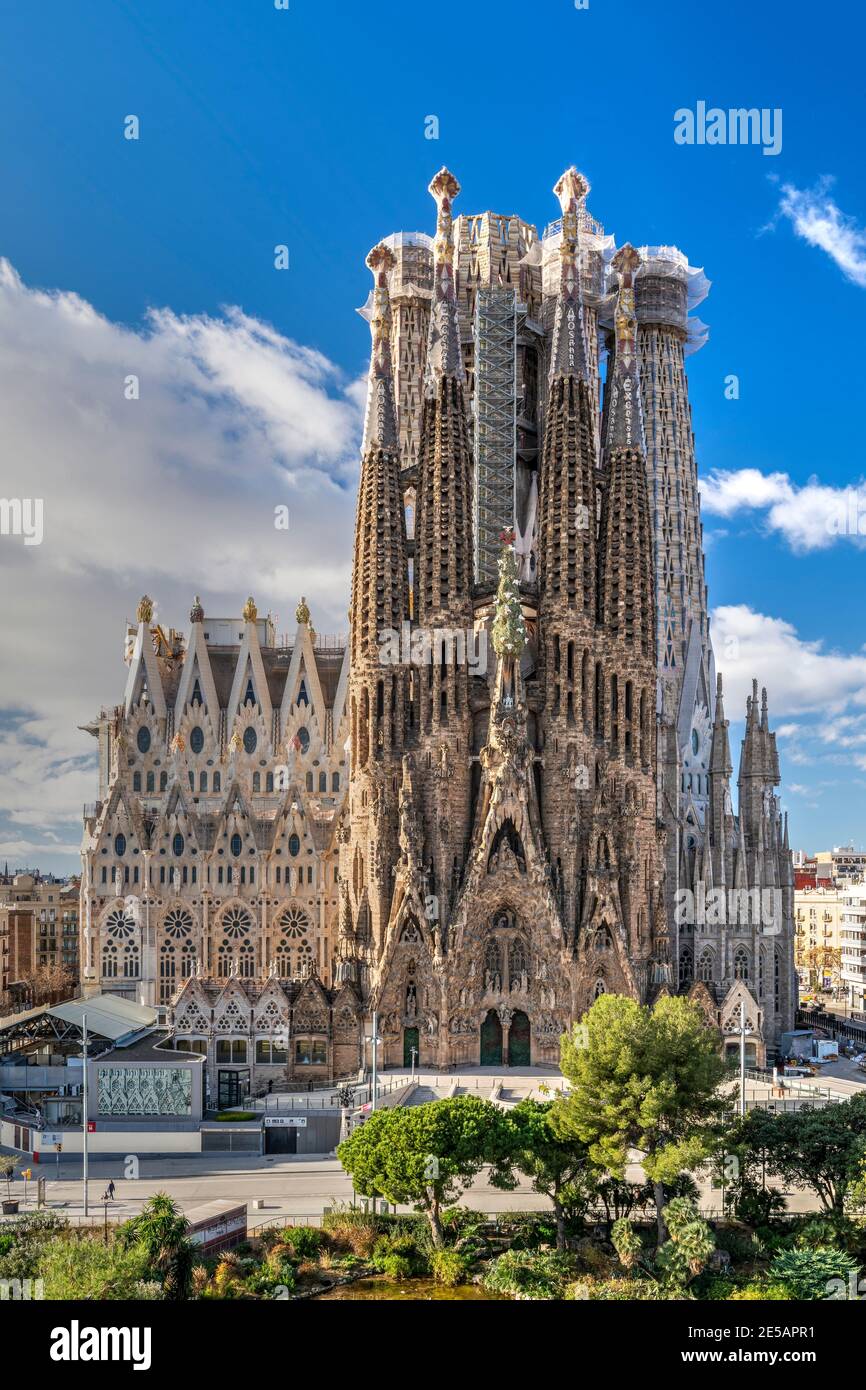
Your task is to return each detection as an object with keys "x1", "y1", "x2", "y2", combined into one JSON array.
[
  {"x1": 403, "y1": 1026, "x2": 419, "y2": 1068},
  {"x1": 264, "y1": 1124, "x2": 298, "y2": 1155},
  {"x1": 508, "y1": 1010, "x2": 531, "y2": 1067},
  {"x1": 218, "y1": 1068, "x2": 250, "y2": 1110},
  {"x1": 480, "y1": 1009, "x2": 503, "y2": 1066}
]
